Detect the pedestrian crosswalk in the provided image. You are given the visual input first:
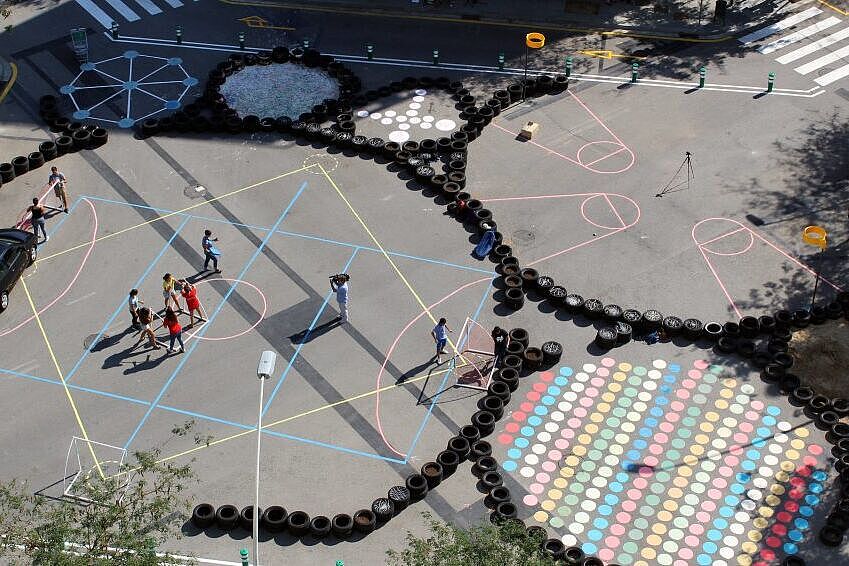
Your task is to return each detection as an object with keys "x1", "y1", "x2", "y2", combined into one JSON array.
[
  {"x1": 739, "y1": 6, "x2": 849, "y2": 87},
  {"x1": 74, "y1": 0, "x2": 195, "y2": 30}
]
